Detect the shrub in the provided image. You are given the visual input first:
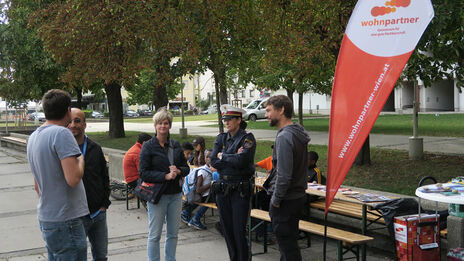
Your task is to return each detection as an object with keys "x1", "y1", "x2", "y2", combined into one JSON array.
[{"x1": 82, "y1": 110, "x2": 93, "y2": 118}]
